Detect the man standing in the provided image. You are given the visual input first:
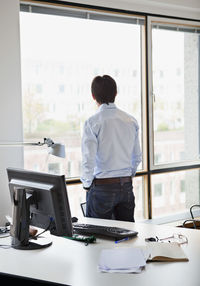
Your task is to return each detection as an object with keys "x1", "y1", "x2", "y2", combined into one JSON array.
[{"x1": 81, "y1": 75, "x2": 142, "y2": 222}]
